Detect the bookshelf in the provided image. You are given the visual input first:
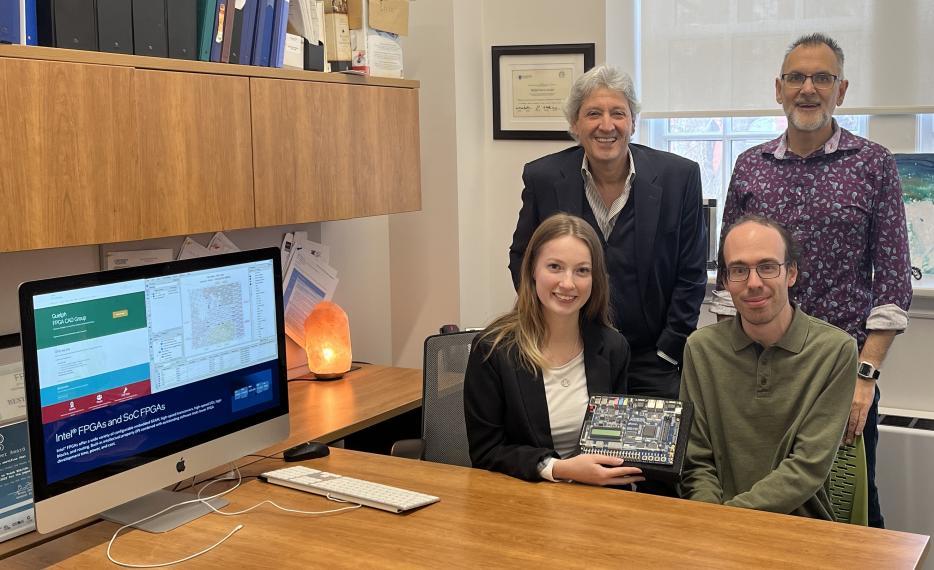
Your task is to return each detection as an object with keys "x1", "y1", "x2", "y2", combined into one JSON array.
[{"x1": 0, "y1": 45, "x2": 421, "y2": 253}]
